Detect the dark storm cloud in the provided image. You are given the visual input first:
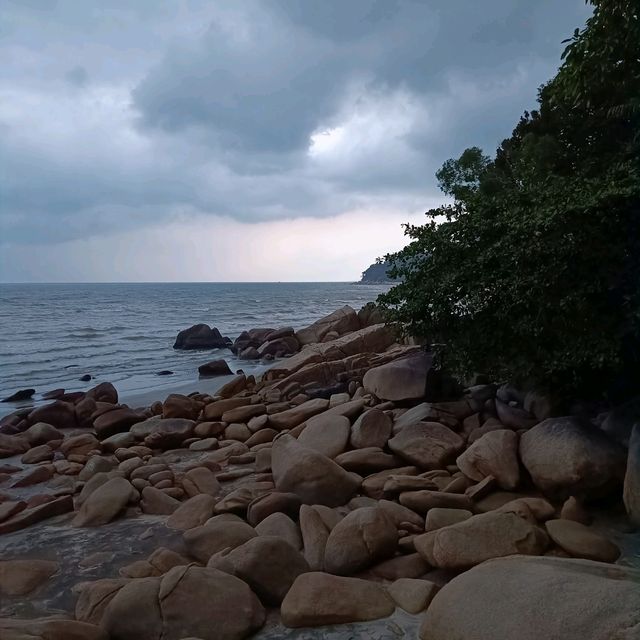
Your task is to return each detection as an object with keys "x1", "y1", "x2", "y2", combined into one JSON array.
[{"x1": 0, "y1": 0, "x2": 592, "y2": 249}]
